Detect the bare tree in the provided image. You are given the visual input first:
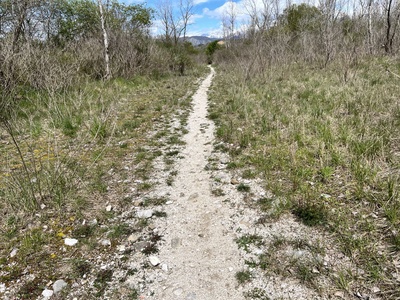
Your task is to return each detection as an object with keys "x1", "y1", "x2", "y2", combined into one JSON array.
[
  {"x1": 383, "y1": 0, "x2": 400, "y2": 53},
  {"x1": 244, "y1": 0, "x2": 273, "y2": 33},
  {"x1": 180, "y1": 0, "x2": 194, "y2": 42},
  {"x1": 222, "y1": 0, "x2": 237, "y2": 44},
  {"x1": 157, "y1": 0, "x2": 174, "y2": 43},
  {"x1": 97, "y1": 0, "x2": 111, "y2": 79},
  {"x1": 367, "y1": 0, "x2": 374, "y2": 53},
  {"x1": 157, "y1": 0, "x2": 194, "y2": 45}
]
